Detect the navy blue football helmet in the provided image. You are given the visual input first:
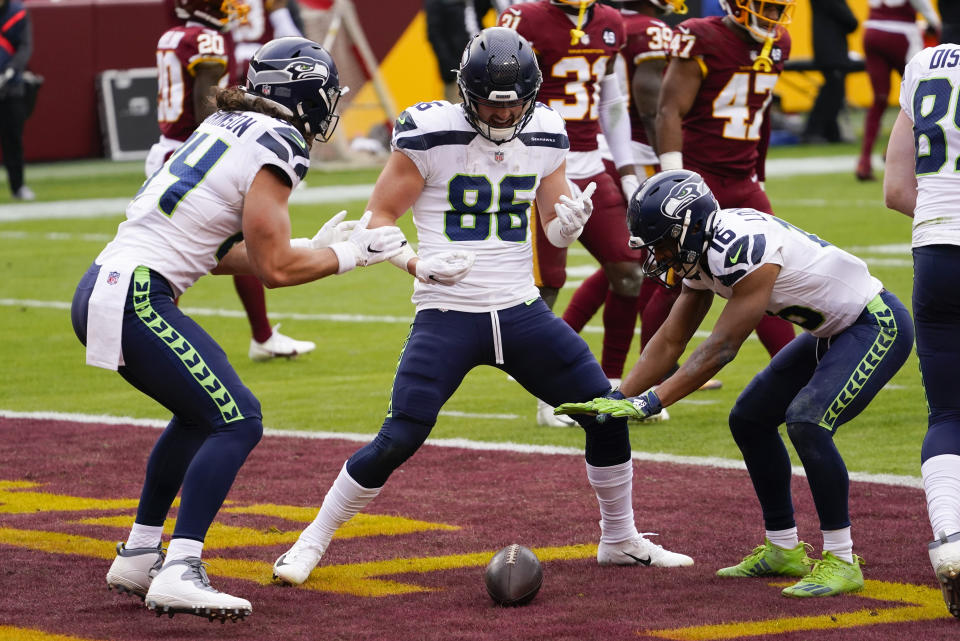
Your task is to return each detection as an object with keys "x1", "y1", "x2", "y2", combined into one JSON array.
[
  {"x1": 627, "y1": 170, "x2": 719, "y2": 287},
  {"x1": 244, "y1": 37, "x2": 345, "y2": 142},
  {"x1": 457, "y1": 27, "x2": 541, "y2": 143}
]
